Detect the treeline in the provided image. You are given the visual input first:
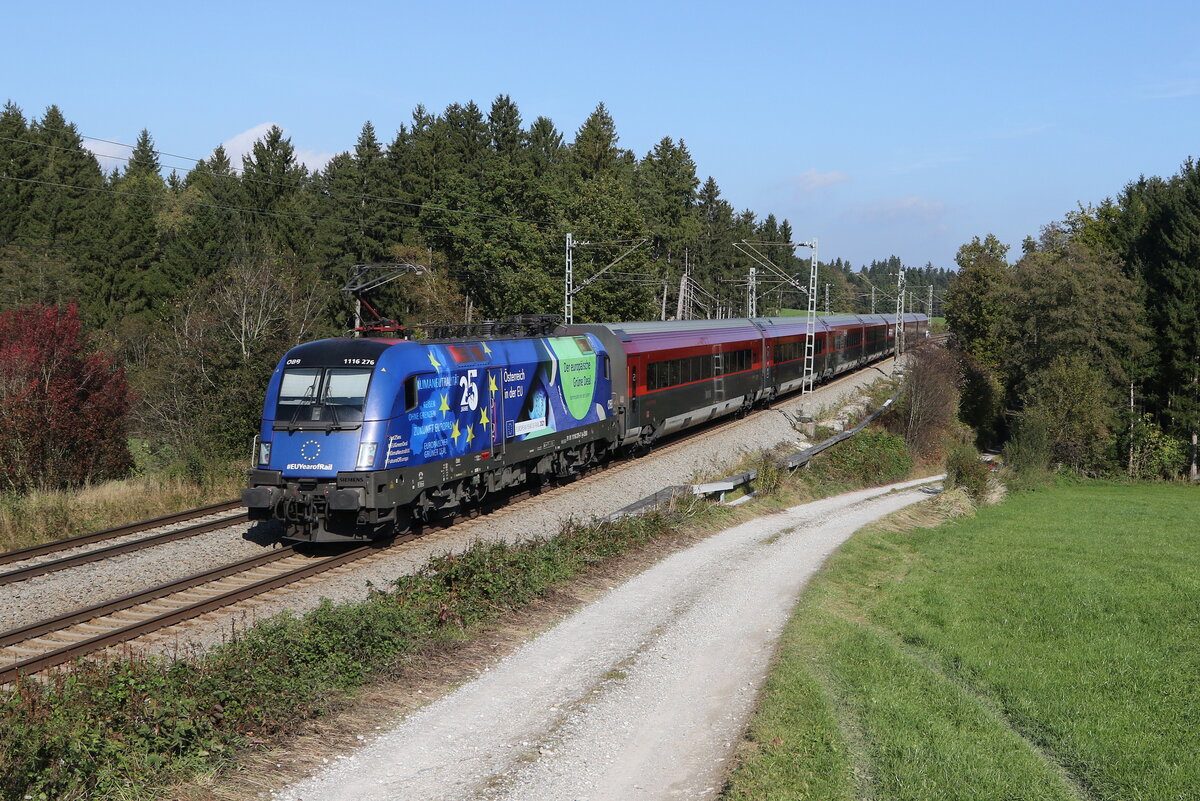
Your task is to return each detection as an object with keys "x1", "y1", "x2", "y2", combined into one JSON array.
[
  {"x1": 0, "y1": 96, "x2": 930, "y2": 483},
  {"x1": 945, "y1": 160, "x2": 1200, "y2": 480},
  {"x1": 0, "y1": 98, "x2": 815, "y2": 329},
  {"x1": 801, "y1": 256, "x2": 953, "y2": 316}
]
